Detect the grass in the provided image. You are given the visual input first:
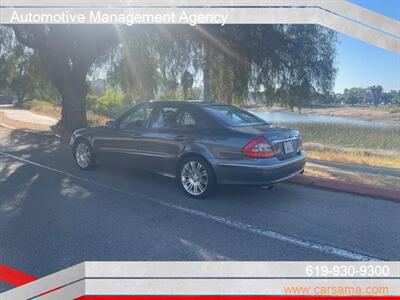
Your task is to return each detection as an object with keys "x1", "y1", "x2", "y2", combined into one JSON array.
[
  {"x1": 376, "y1": 106, "x2": 400, "y2": 114},
  {"x1": 283, "y1": 122, "x2": 400, "y2": 152},
  {"x1": 305, "y1": 146, "x2": 400, "y2": 169},
  {"x1": 27, "y1": 99, "x2": 60, "y2": 119},
  {"x1": 387, "y1": 107, "x2": 400, "y2": 114},
  {"x1": 280, "y1": 122, "x2": 400, "y2": 169}
]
